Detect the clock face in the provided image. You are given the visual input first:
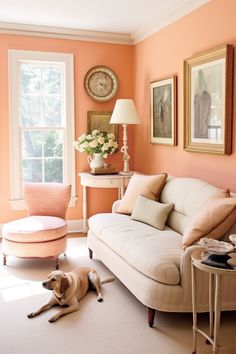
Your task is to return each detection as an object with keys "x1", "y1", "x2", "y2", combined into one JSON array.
[{"x1": 84, "y1": 66, "x2": 118, "y2": 102}]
